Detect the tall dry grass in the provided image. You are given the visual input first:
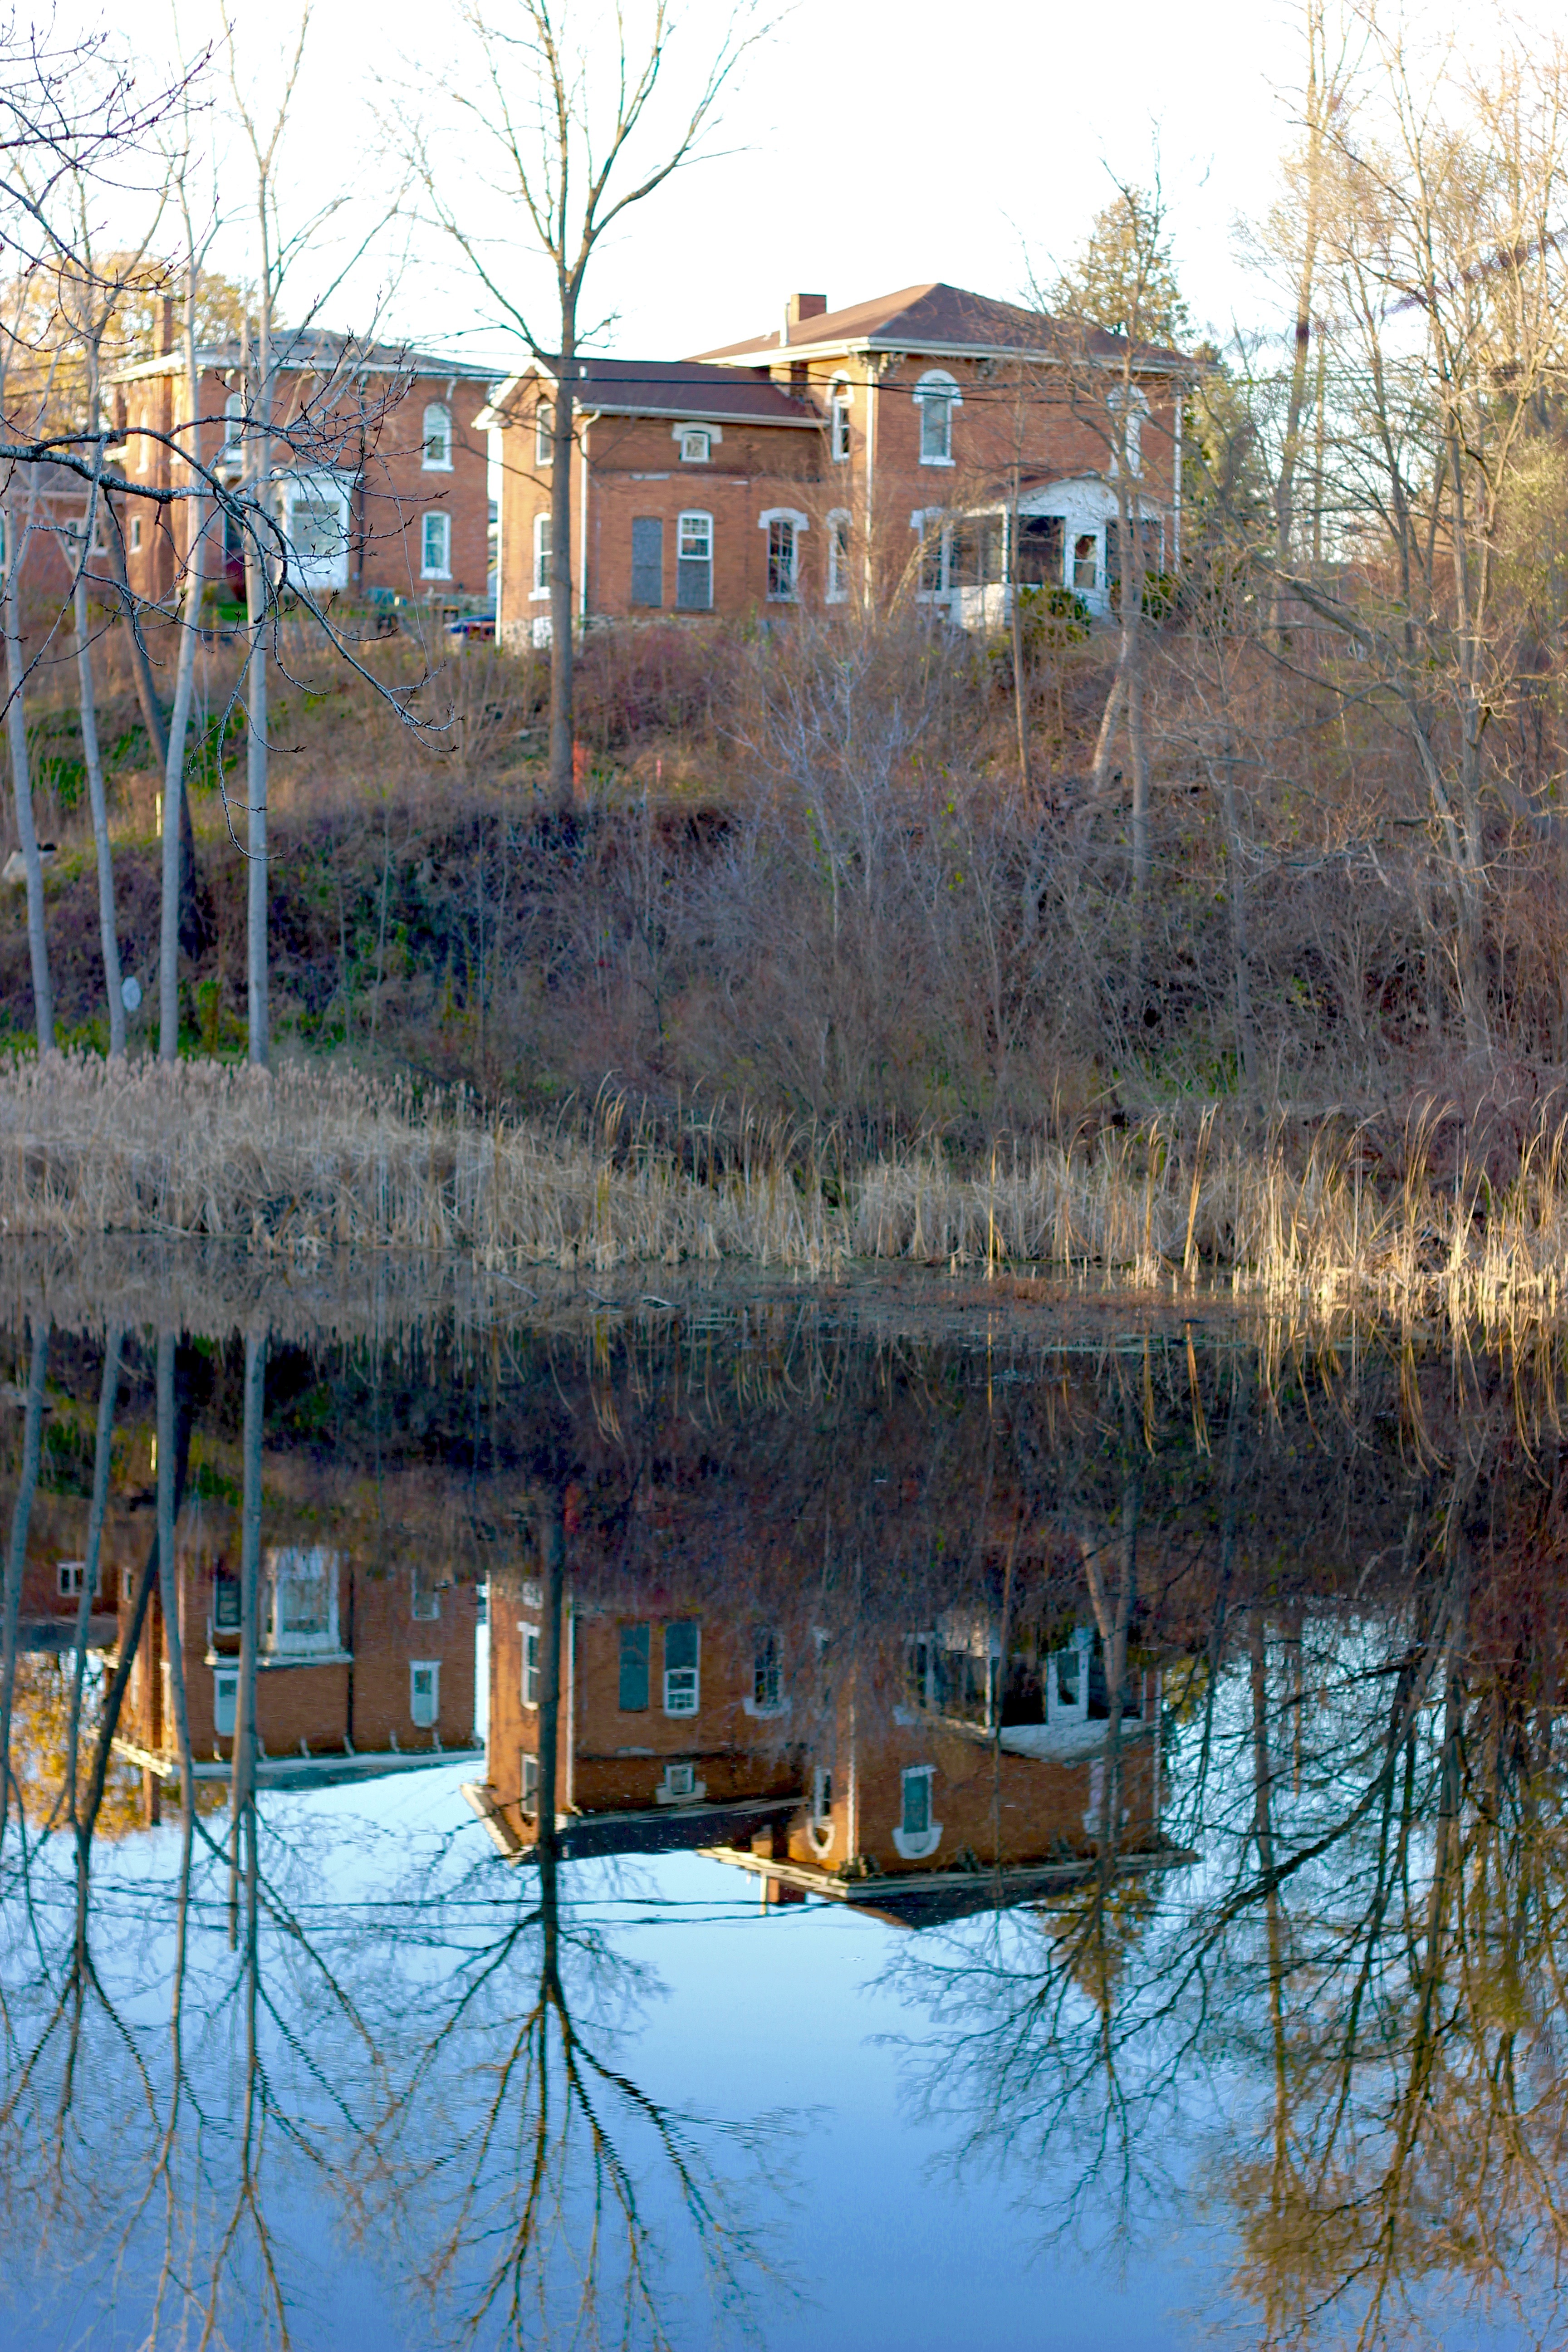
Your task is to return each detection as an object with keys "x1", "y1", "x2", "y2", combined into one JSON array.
[{"x1": 6, "y1": 1056, "x2": 1568, "y2": 1331}]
